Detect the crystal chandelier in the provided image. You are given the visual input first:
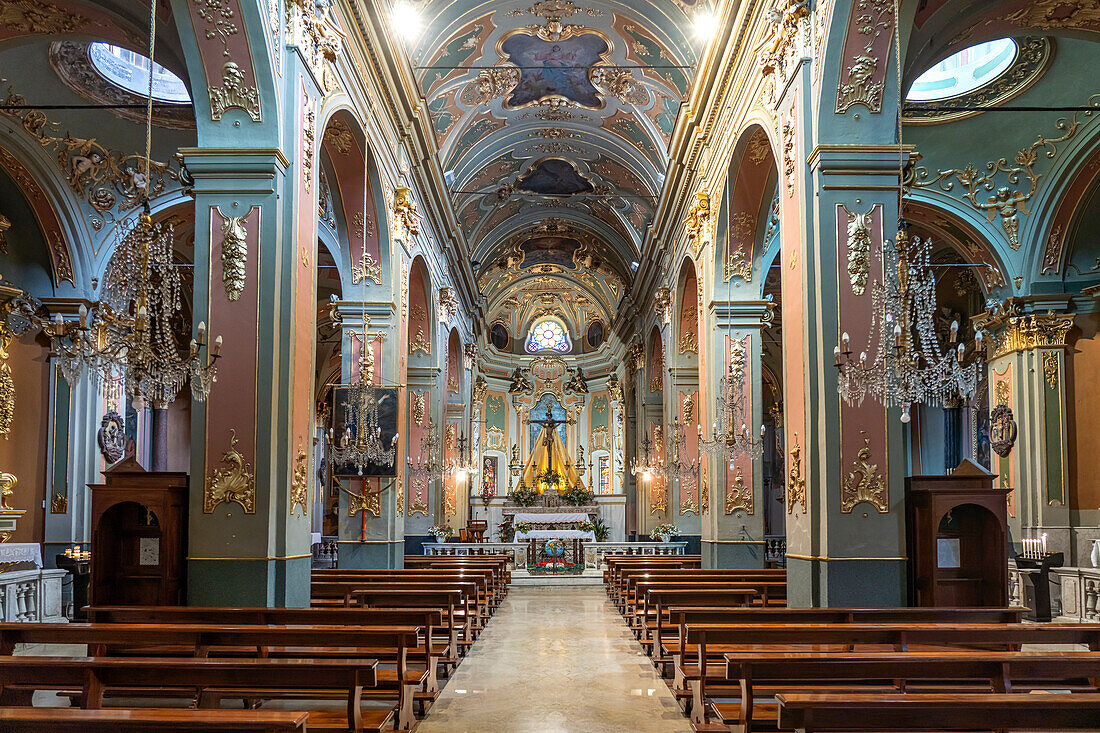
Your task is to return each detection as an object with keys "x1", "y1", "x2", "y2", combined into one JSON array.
[
  {"x1": 630, "y1": 433, "x2": 663, "y2": 483},
  {"x1": 835, "y1": 229, "x2": 982, "y2": 422},
  {"x1": 407, "y1": 416, "x2": 442, "y2": 485},
  {"x1": 699, "y1": 336, "x2": 765, "y2": 466},
  {"x1": 42, "y1": 0, "x2": 220, "y2": 406},
  {"x1": 446, "y1": 431, "x2": 477, "y2": 480},
  {"x1": 45, "y1": 212, "x2": 221, "y2": 406},
  {"x1": 662, "y1": 417, "x2": 699, "y2": 481},
  {"x1": 328, "y1": 314, "x2": 398, "y2": 474}
]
